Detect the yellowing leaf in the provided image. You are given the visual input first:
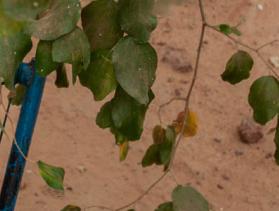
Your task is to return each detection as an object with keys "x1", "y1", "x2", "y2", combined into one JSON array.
[
  {"x1": 119, "y1": 141, "x2": 129, "y2": 161},
  {"x1": 153, "y1": 125, "x2": 166, "y2": 144},
  {"x1": 173, "y1": 110, "x2": 198, "y2": 137}
]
